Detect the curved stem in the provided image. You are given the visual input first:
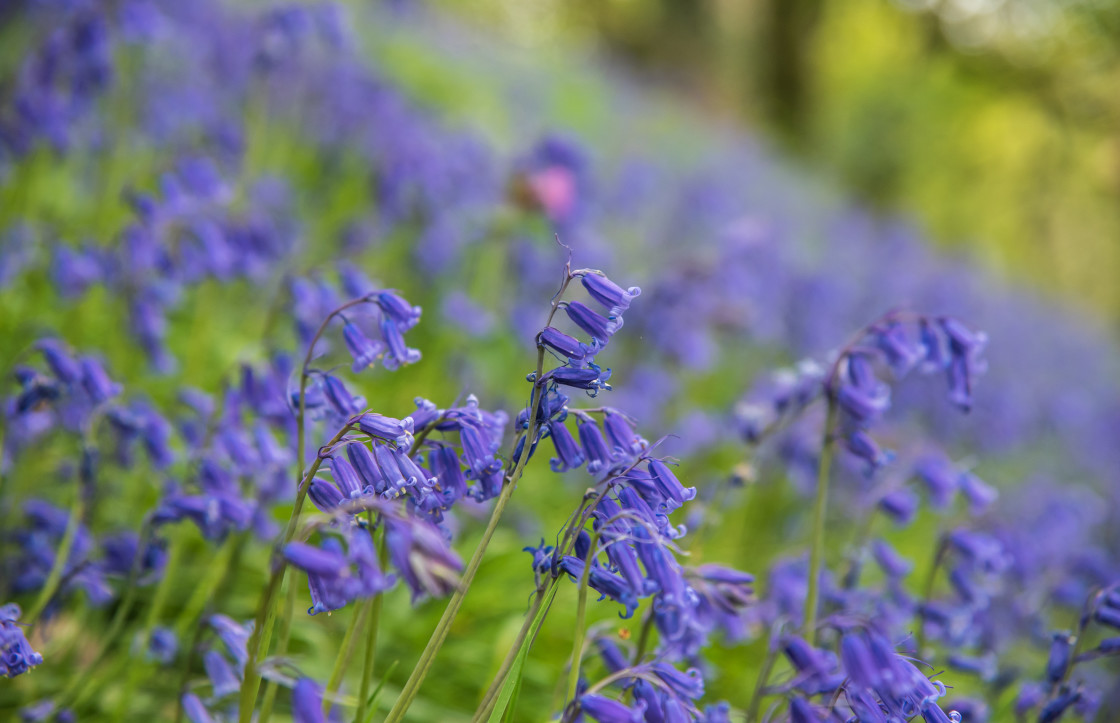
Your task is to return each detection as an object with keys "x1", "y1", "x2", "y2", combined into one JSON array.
[
  {"x1": 383, "y1": 267, "x2": 573, "y2": 722},
  {"x1": 565, "y1": 529, "x2": 600, "y2": 706},
  {"x1": 258, "y1": 577, "x2": 298, "y2": 723},
  {"x1": 914, "y1": 533, "x2": 949, "y2": 654},
  {"x1": 323, "y1": 603, "x2": 369, "y2": 713},
  {"x1": 472, "y1": 580, "x2": 556, "y2": 722},
  {"x1": 746, "y1": 633, "x2": 781, "y2": 723},
  {"x1": 26, "y1": 490, "x2": 85, "y2": 625},
  {"x1": 383, "y1": 478, "x2": 519, "y2": 723},
  {"x1": 355, "y1": 525, "x2": 389, "y2": 723},
  {"x1": 238, "y1": 422, "x2": 354, "y2": 723},
  {"x1": 804, "y1": 400, "x2": 838, "y2": 643}
]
